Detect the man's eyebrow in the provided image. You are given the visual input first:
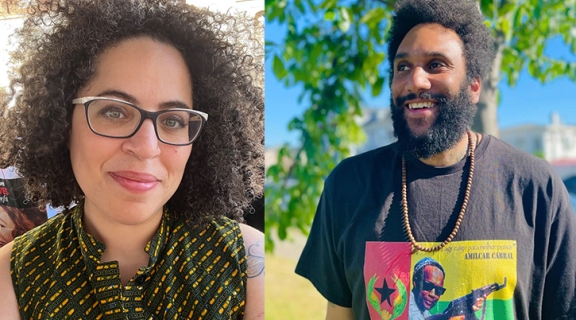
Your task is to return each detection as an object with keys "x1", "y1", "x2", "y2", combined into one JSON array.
[
  {"x1": 394, "y1": 51, "x2": 451, "y2": 61},
  {"x1": 96, "y1": 90, "x2": 192, "y2": 110}
]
